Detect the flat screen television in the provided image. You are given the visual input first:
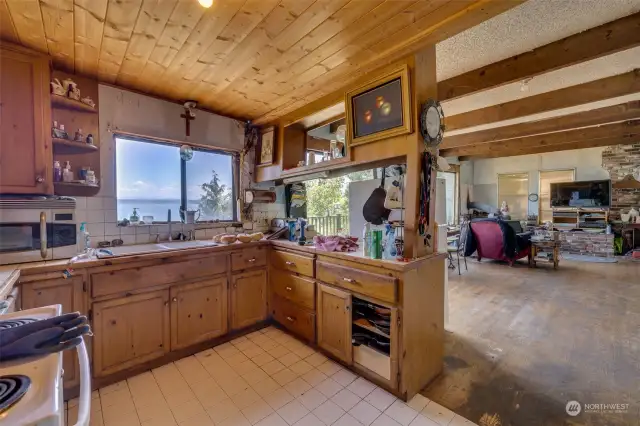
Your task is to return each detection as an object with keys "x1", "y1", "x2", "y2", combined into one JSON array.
[{"x1": 550, "y1": 180, "x2": 611, "y2": 208}]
